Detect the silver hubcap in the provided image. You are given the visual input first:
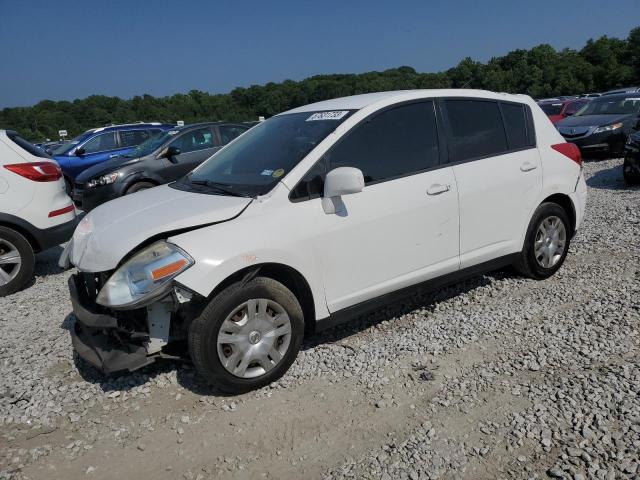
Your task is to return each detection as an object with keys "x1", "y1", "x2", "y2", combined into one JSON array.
[
  {"x1": 534, "y1": 216, "x2": 567, "y2": 269},
  {"x1": 217, "y1": 299, "x2": 292, "y2": 379},
  {"x1": 0, "y1": 239, "x2": 21, "y2": 286}
]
